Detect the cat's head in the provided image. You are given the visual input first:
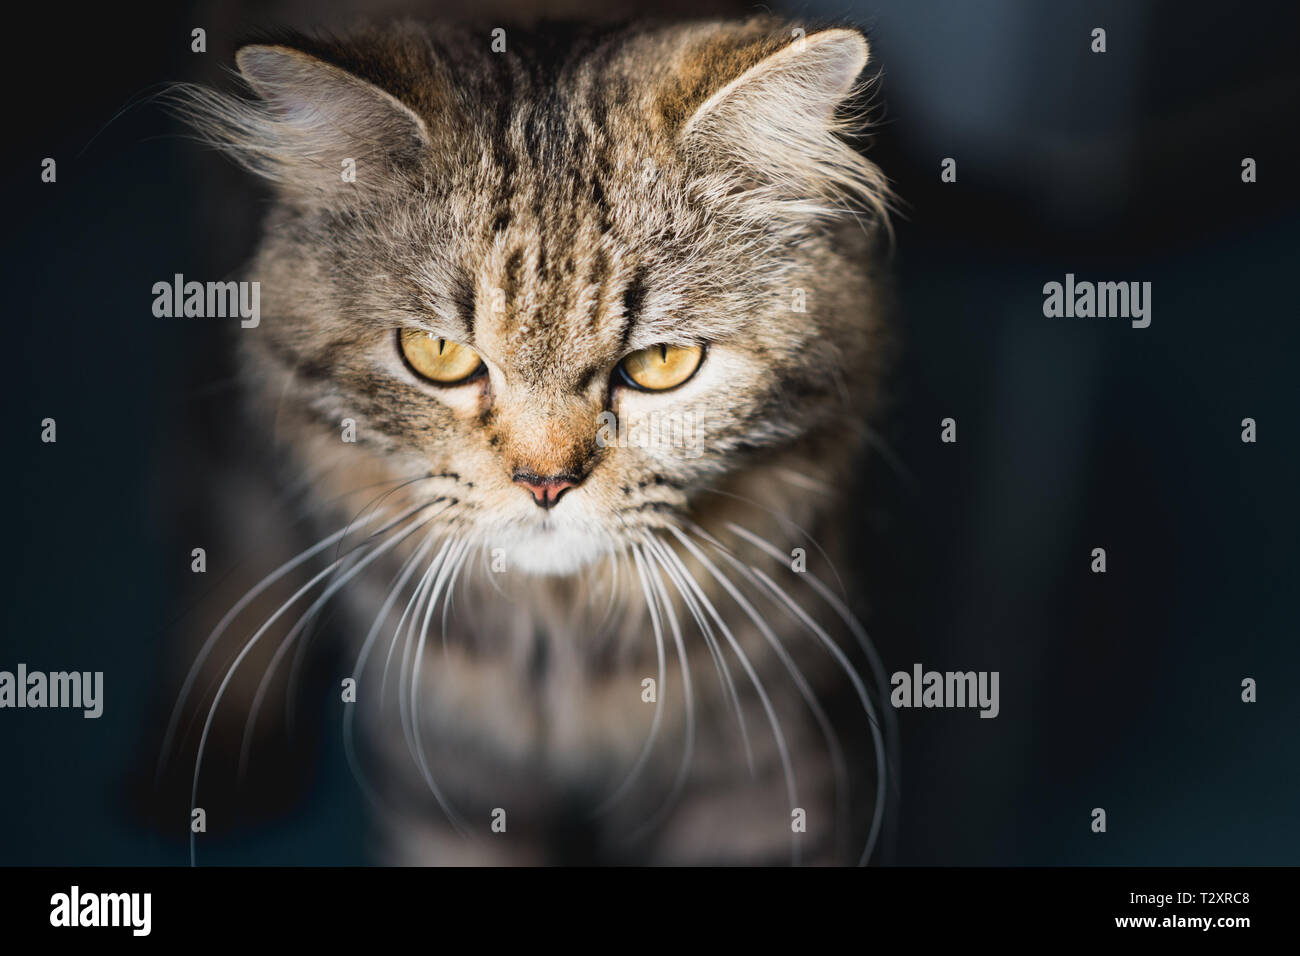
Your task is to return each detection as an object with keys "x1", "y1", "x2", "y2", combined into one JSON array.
[{"x1": 179, "y1": 18, "x2": 891, "y2": 575}]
